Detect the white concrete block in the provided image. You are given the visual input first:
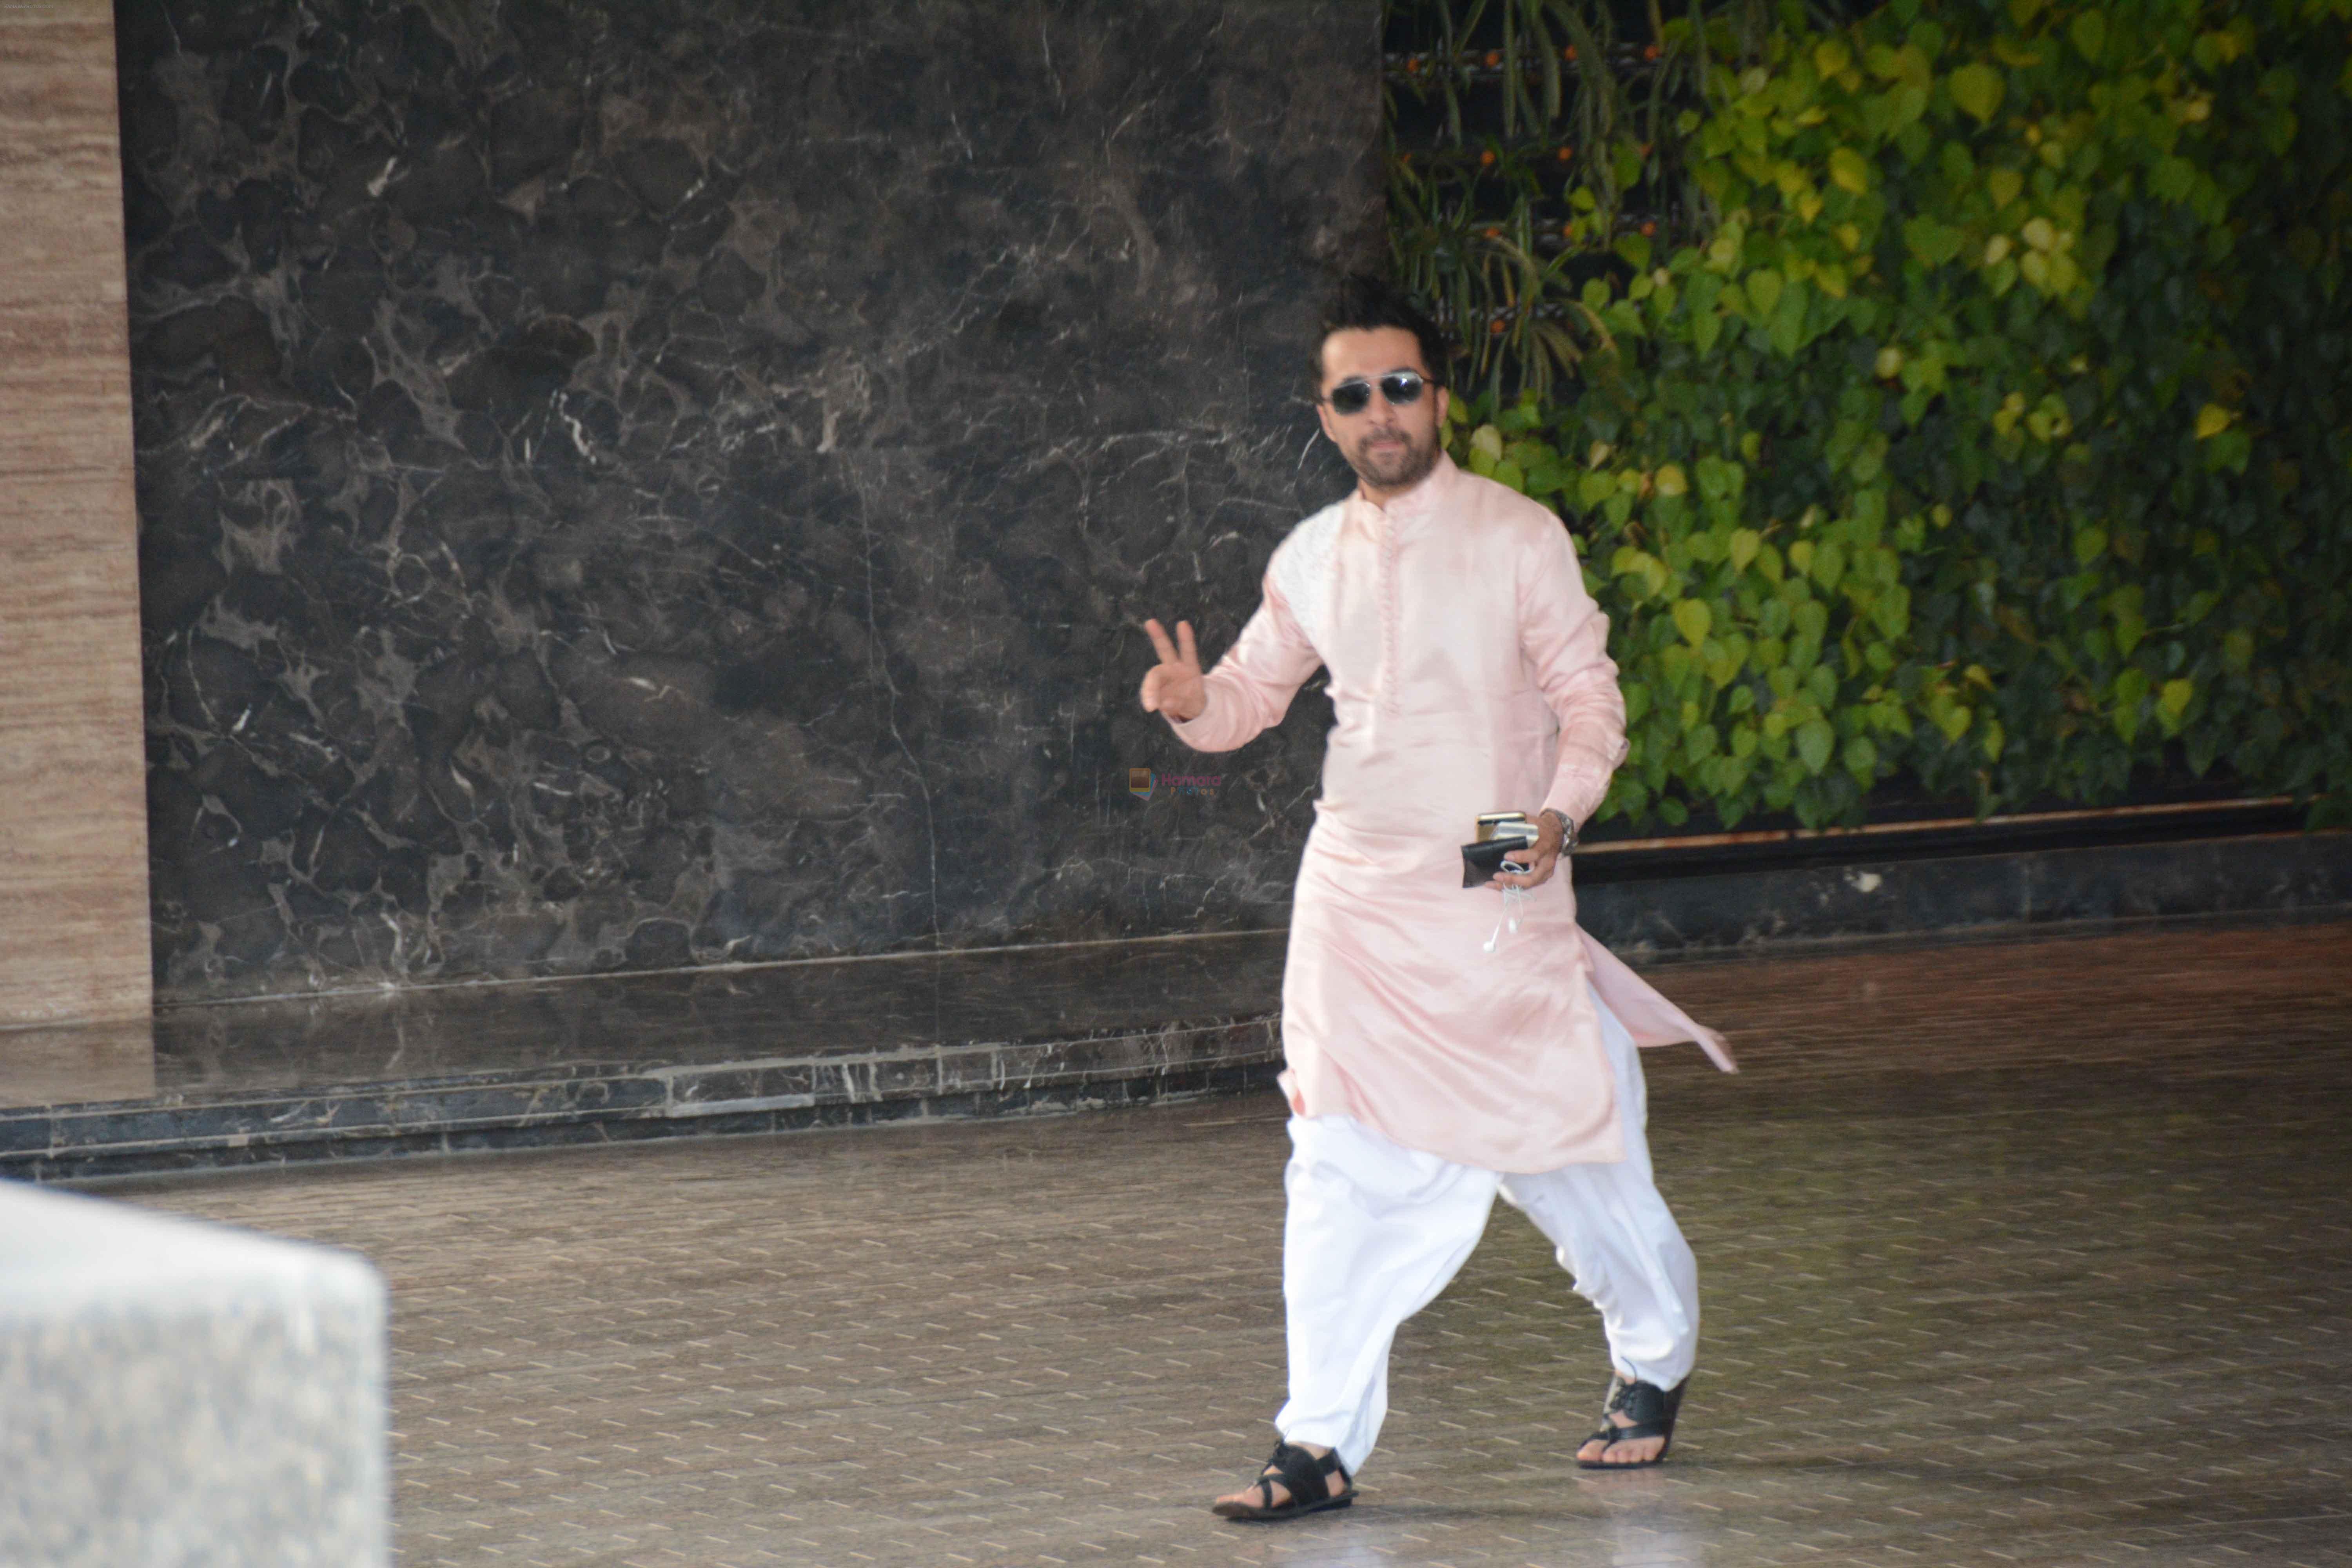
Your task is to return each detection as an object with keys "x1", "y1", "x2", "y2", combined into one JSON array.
[{"x1": 0, "y1": 1182, "x2": 387, "y2": 1567}]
